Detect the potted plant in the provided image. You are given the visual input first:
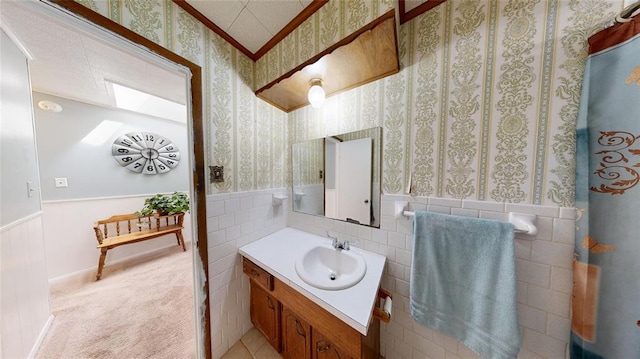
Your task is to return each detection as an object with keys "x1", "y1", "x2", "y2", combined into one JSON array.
[{"x1": 136, "y1": 191, "x2": 190, "y2": 217}]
